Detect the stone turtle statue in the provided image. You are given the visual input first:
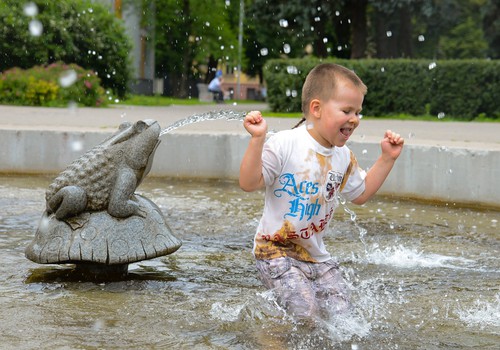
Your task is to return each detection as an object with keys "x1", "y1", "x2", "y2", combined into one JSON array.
[{"x1": 26, "y1": 119, "x2": 182, "y2": 277}]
